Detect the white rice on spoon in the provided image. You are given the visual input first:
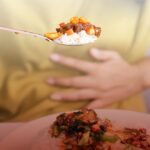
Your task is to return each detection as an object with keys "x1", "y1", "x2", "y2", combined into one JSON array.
[{"x1": 54, "y1": 30, "x2": 97, "y2": 45}]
